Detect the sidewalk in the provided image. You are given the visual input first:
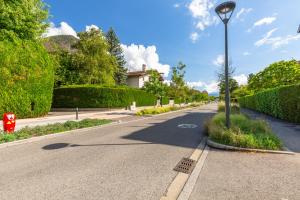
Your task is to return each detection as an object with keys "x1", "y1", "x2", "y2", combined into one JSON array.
[
  {"x1": 188, "y1": 109, "x2": 300, "y2": 200},
  {"x1": 0, "y1": 108, "x2": 136, "y2": 131}
]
